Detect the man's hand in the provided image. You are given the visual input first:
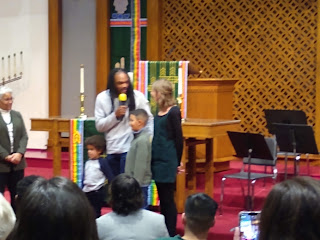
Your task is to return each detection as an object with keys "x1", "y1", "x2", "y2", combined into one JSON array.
[{"x1": 115, "y1": 106, "x2": 127, "y2": 119}]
